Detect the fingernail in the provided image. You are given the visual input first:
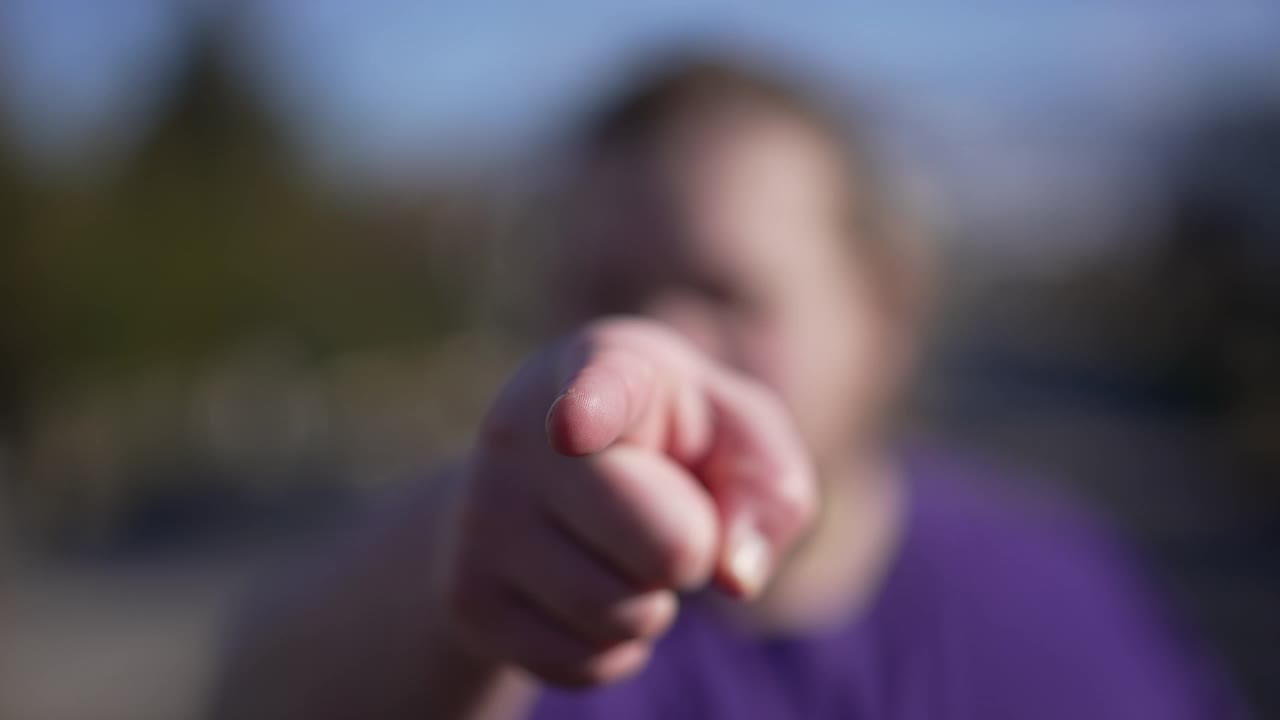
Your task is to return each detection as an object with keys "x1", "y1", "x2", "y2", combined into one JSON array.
[{"x1": 729, "y1": 521, "x2": 769, "y2": 597}]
